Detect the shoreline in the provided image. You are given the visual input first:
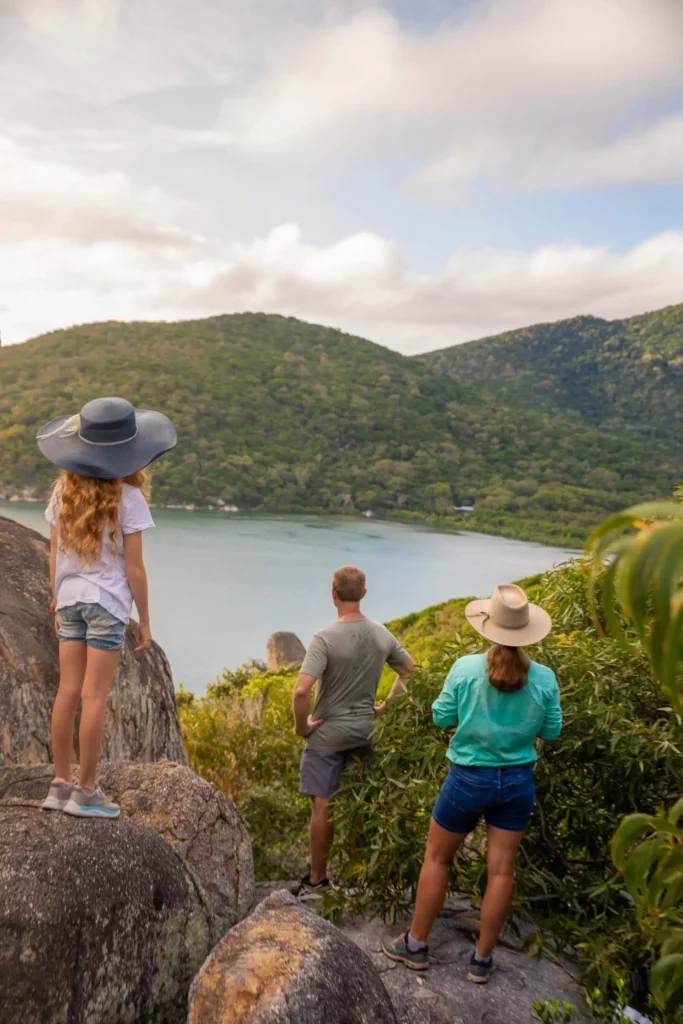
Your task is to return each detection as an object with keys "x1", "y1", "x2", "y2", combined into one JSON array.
[
  {"x1": 0, "y1": 501, "x2": 578, "y2": 689},
  {"x1": 0, "y1": 495, "x2": 583, "y2": 552}
]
